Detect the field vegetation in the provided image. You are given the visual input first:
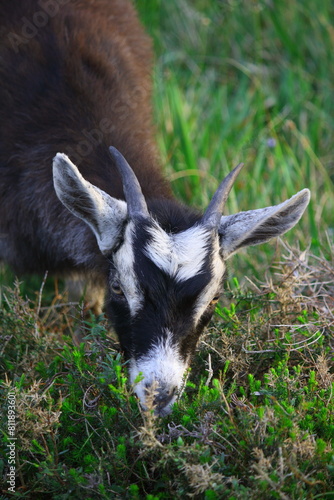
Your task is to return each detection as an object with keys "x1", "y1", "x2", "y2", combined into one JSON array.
[{"x1": 1, "y1": 0, "x2": 333, "y2": 498}]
